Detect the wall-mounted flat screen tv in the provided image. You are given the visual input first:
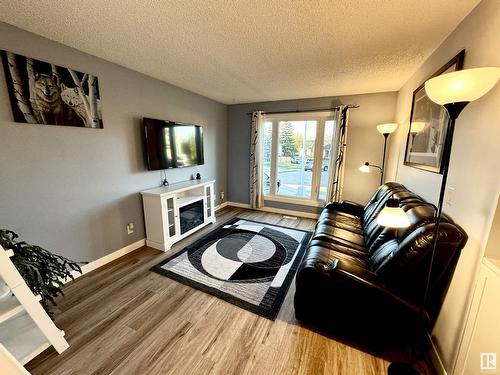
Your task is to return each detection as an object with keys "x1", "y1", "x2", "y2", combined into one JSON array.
[{"x1": 143, "y1": 117, "x2": 204, "y2": 170}]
